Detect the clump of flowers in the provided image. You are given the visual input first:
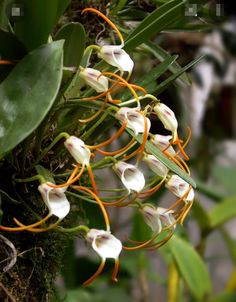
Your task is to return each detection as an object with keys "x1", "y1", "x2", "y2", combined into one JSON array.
[{"x1": 0, "y1": 8, "x2": 194, "y2": 286}]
